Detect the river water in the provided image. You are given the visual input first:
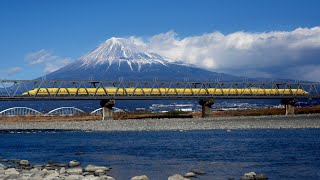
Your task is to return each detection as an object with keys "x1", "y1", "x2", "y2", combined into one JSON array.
[{"x1": 1, "y1": 129, "x2": 320, "y2": 179}]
